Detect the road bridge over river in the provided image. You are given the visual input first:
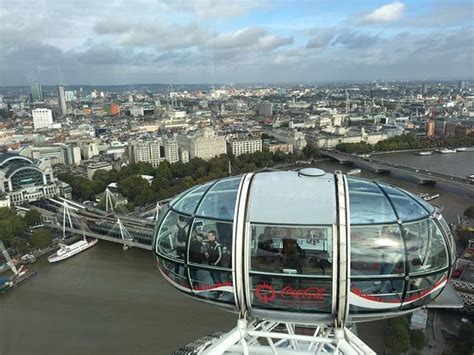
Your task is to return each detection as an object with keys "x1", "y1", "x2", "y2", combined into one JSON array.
[{"x1": 322, "y1": 150, "x2": 474, "y2": 191}]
